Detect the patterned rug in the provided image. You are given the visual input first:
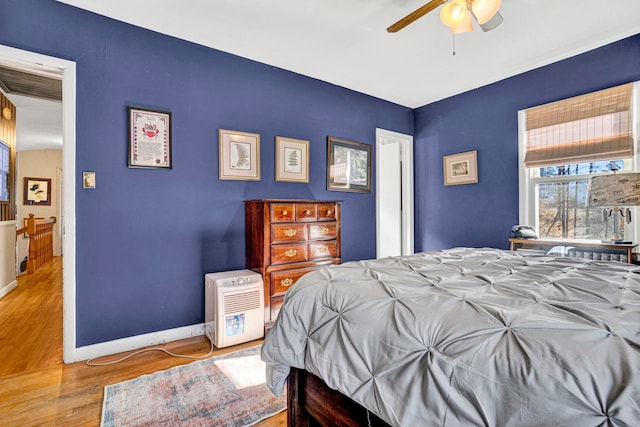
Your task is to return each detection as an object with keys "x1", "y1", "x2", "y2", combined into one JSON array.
[{"x1": 101, "y1": 345, "x2": 286, "y2": 426}]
